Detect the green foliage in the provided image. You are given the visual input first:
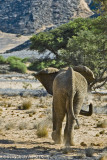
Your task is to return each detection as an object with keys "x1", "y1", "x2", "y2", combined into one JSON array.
[
  {"x1": 28, "y1": 59, "x2": 66, "y2": 71},
  {"x1": 30, "y1": 16, "x2": 107, "y2": 81},
  {"x1": 7, "y1": 56, "x2": 29, "y2": 64},
  {"x1": 60, "y1": 29, "x2": 107, "y2": 77},
  {"x1": 0, "y1": 55, "x2": 6, "y2": 64},
  {"x1": 0, "y1": 55, "x2": 29, "y2": 73},
  {"x1": 7, "y1": 56, "x2": 22, "y2": 64},
  {"x1": 6, "y1": 56, "x2": 29, "y2": 73},
  {"x1": 30, "y1": 18, "x2": 92, "y2": 57},
  {"x1": 21, "y1": 57, "x2": 29, "y2": 63},
  {"x1": 30, "y1": 16, "x2": 107, "y2": 57},
  {"x1": 10, "y1": 60, "x2": 27, "y2": 73}
]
